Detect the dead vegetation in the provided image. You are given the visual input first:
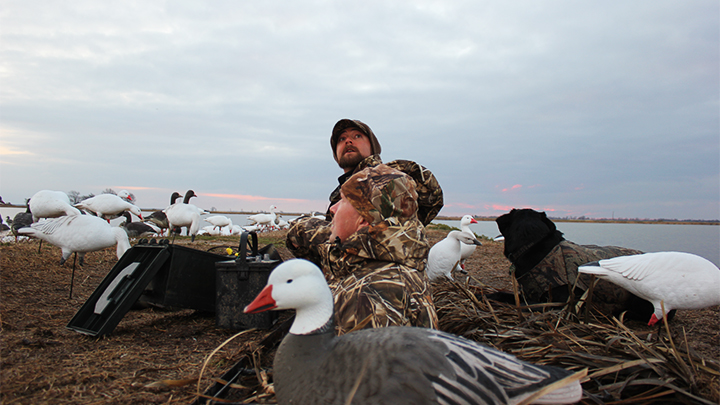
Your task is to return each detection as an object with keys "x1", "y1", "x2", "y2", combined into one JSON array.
[{"x1": 1, "y1": 229, "x2": 718, "y2": 404}]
